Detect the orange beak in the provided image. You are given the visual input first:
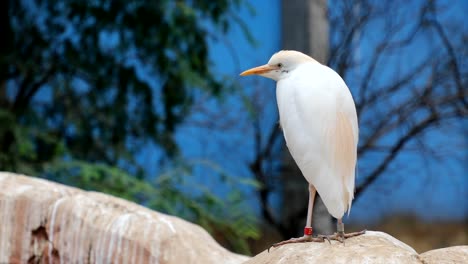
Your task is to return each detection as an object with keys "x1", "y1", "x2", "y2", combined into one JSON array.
[{"x1": 240, "y1": 64, "x2": 278, "y2": 76}]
